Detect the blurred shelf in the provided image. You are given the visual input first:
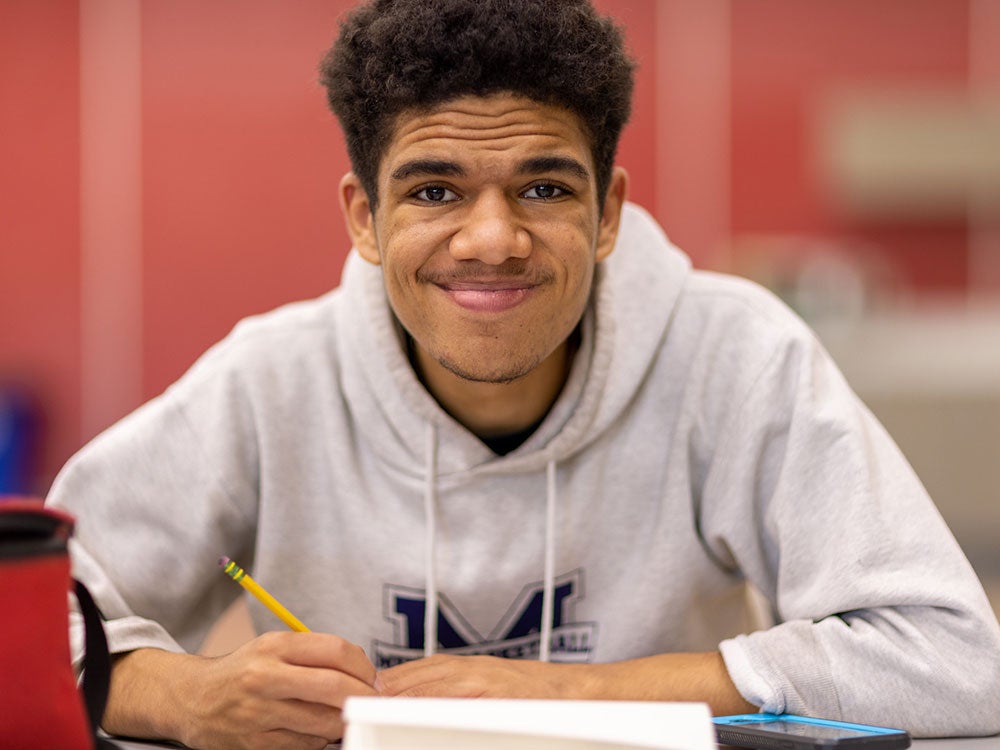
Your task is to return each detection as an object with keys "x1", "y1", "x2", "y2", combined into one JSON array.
[{"x1": 815, "y1": 301, "x2": 1000, "y2": 400}]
